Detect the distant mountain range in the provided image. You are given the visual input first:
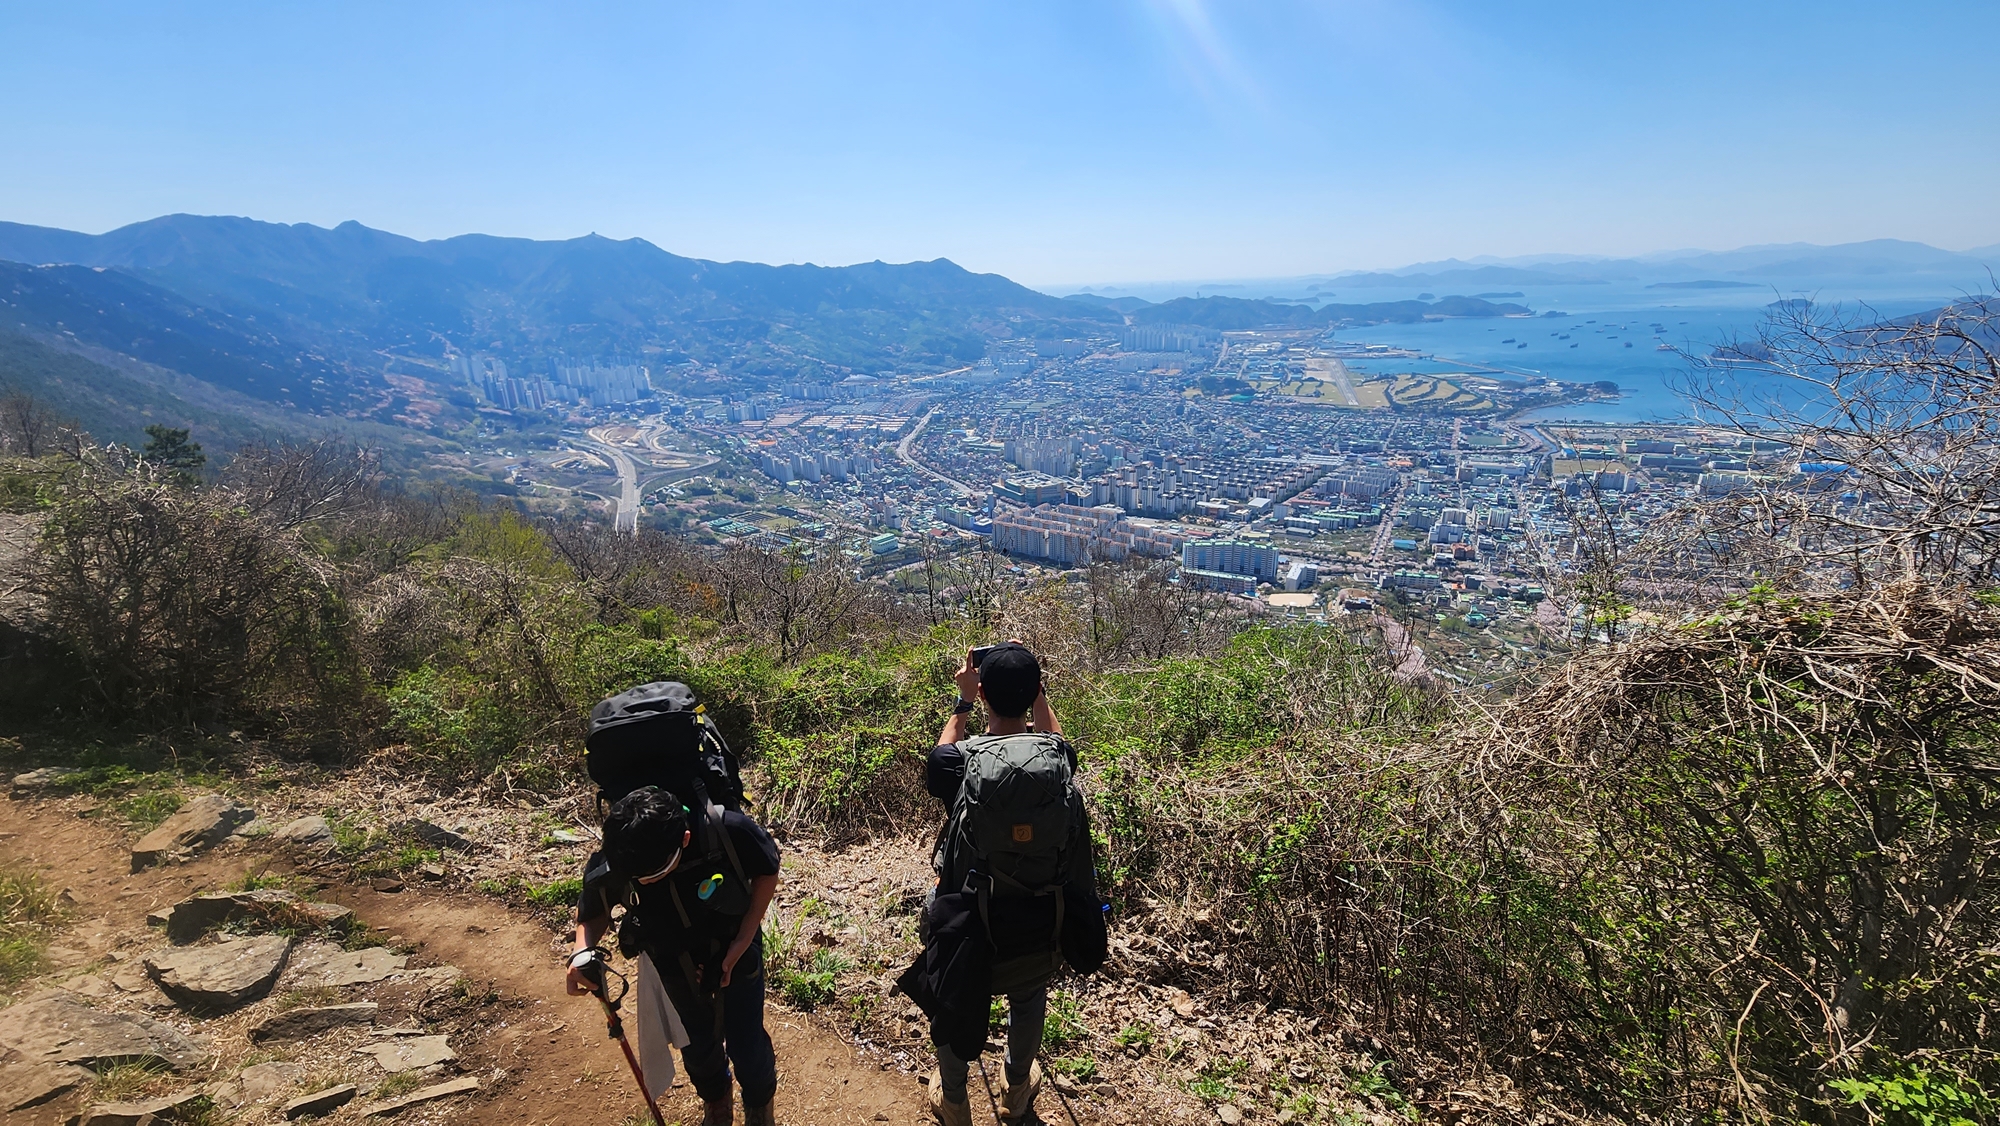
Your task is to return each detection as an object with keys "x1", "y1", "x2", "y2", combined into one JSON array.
[
  {"x1": 1128, "y1": 294, "x2": 1529, "y2": 330},
  {"x1": 1323, "y1": 239, "x2": 1998, "y2": 290},
  {"x1": 1063, "y1": 239, "x2": 2000, "y2": 306},
  {"x1": 0, "y1": 213, "x2": 1118, "y2": 445},
  {"x1": 3, "y1": 215, "x2": 1992, "y2": 451}
]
